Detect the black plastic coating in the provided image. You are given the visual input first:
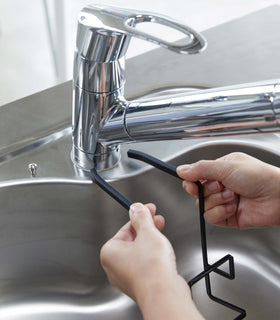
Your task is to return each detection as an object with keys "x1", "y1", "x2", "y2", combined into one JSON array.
[
  {"x1": 127, "y1": 149, "x2": 246, "y2": 319},
  {"x1": 90, "y1": 168, "x2": 132, "y2": 210},
  {"x1": 127, "y1": 149, "x2": 180, "y2": 179},
  {"x1": 91, "y1": 149, "x2": 246, "y2": 319}
]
